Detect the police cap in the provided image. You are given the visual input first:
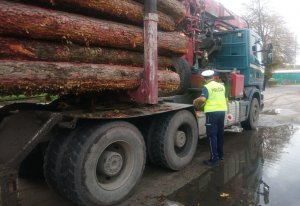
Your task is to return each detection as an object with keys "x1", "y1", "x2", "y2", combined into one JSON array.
[{"x1": 201, "y1": 70, "x2": 214, "y2": 78}]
